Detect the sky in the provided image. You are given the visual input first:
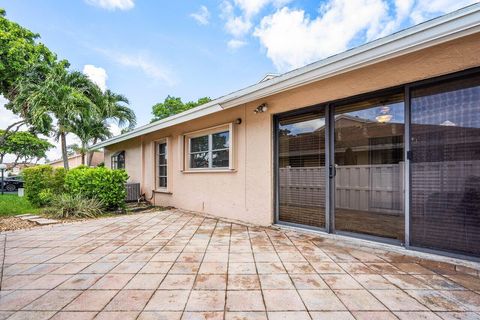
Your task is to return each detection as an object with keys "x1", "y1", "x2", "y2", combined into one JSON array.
[{"x1": 0, "y1": 0, "x2": 478, "y2": 162}]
